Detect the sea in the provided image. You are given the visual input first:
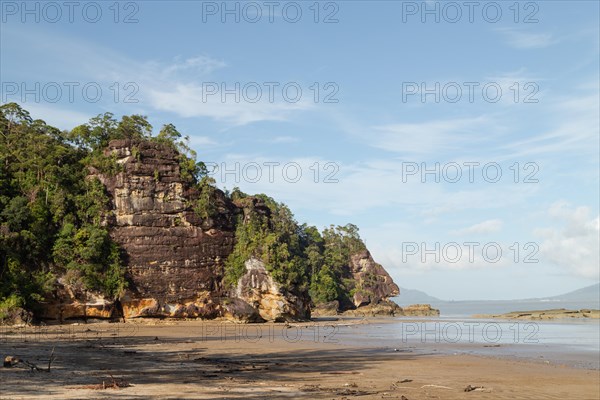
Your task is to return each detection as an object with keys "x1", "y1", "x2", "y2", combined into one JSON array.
[{"x1": 322, "y1": 303, "x2": 600, "y2": 370}]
